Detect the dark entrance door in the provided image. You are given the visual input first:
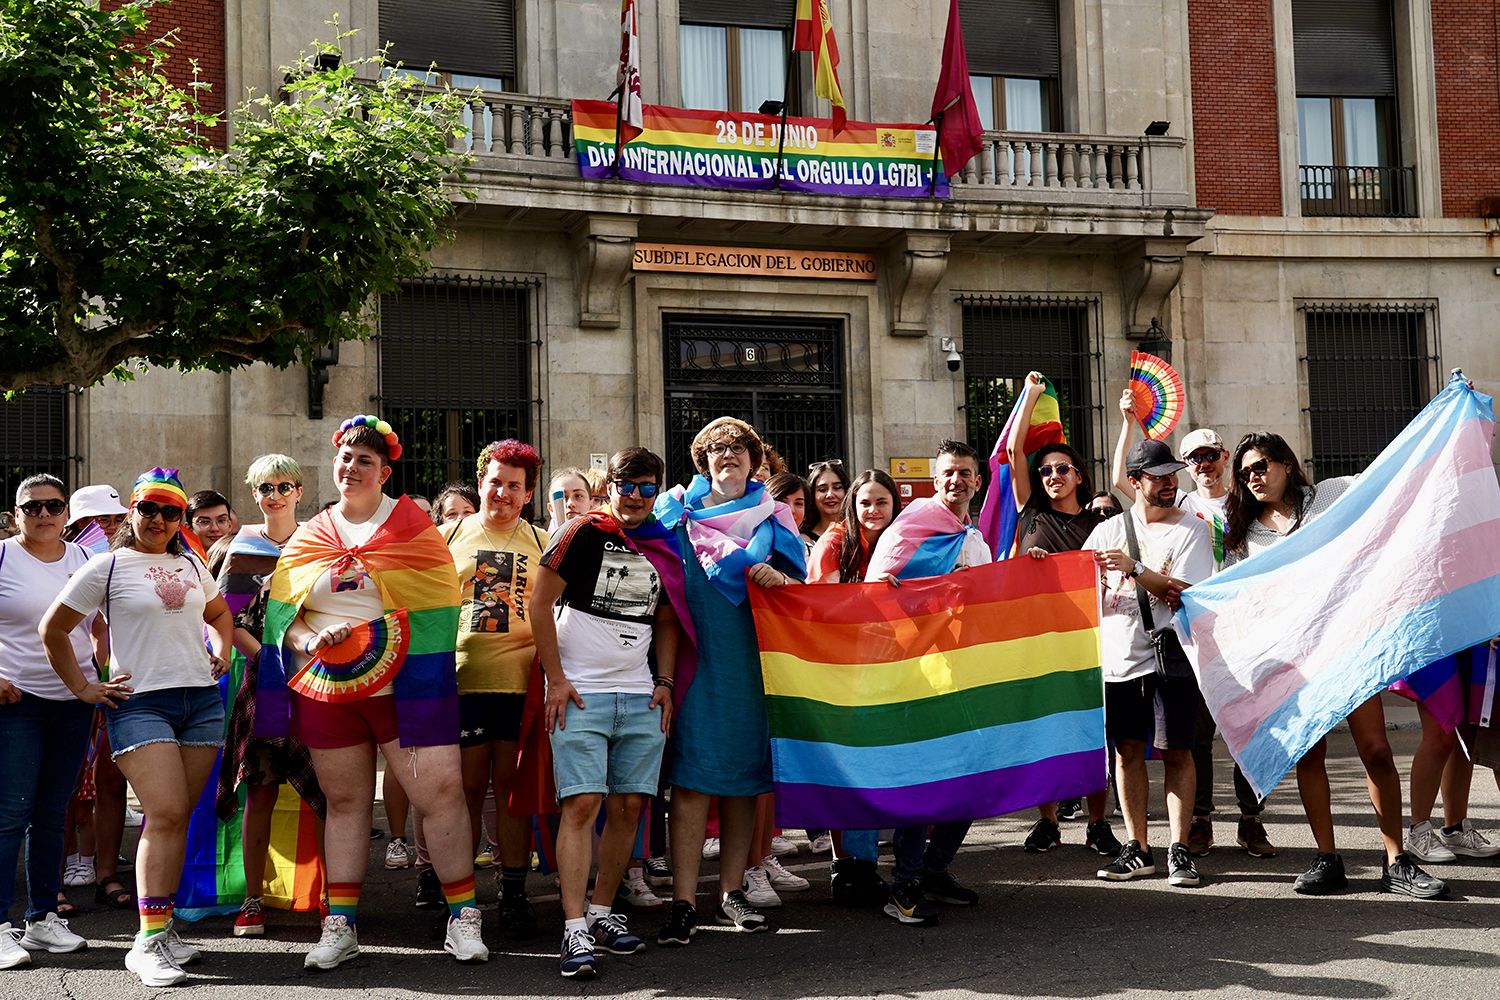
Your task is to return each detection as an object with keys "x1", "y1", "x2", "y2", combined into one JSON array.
[{"x1": 662, "y1": 314, "x2": 846, "y2": 487}]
